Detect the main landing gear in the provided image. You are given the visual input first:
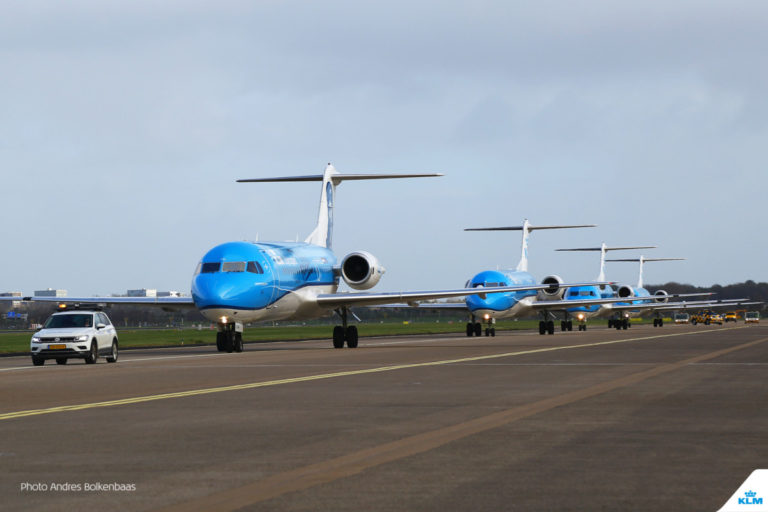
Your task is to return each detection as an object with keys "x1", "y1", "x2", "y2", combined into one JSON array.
[
  {"x1": 332, "y1": 307, "x2": 359, "y2": 348},
  {"x1": 610, "y1": 317, "x2": 630, "y2": 330},
  {"x1": 652, "y1": 316, "x2": 664, "y2": 327},
  {"x1": 538, "y1": 312, "x2": 556, "y2": 335},
  {"x1": 466, "y1": 315, "x2": 495, "y2": 337},
  {"x1": 216, "y1": 322, "x2": 244, "y2": 353}
]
